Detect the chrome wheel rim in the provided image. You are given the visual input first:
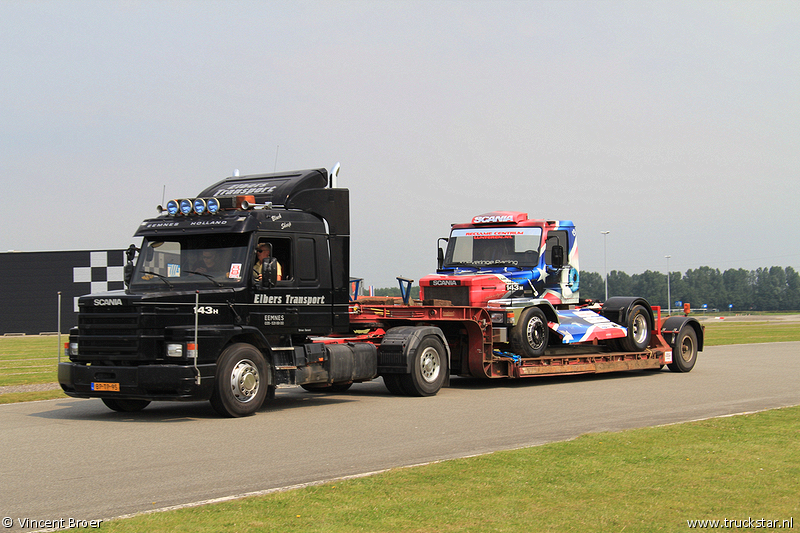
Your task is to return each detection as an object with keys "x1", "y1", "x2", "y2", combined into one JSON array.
[
  {"x1": 419, "y1": 347, "x2": 441, "y2": 383},
  {"x1": 230, "y1": 358, "x2": 260, "y2": 403},
  {"x1": 632, "y1": 314, "x2": 648, "y2": 345}
]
